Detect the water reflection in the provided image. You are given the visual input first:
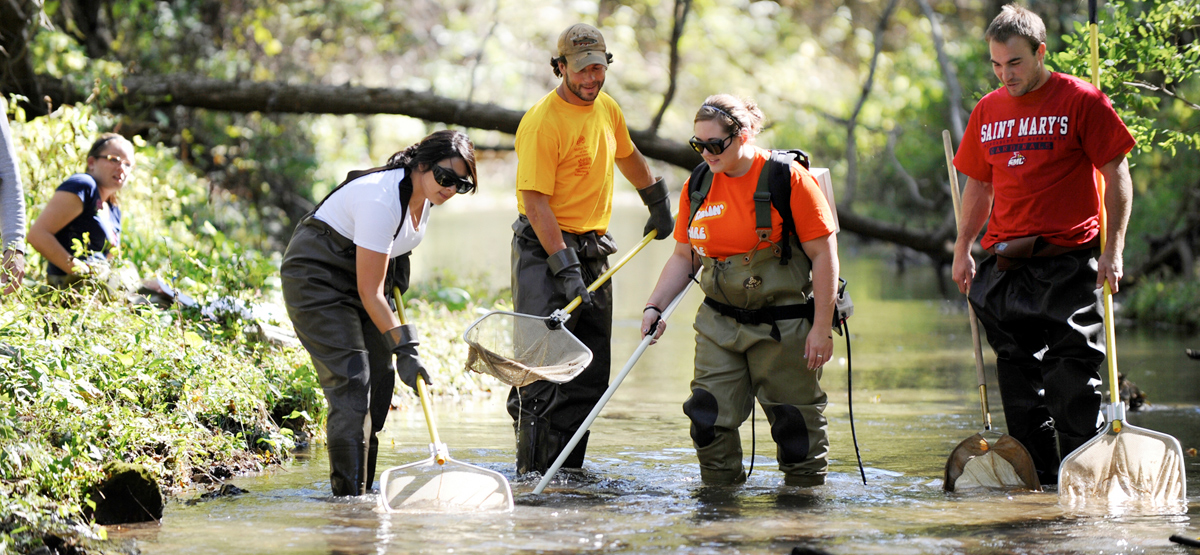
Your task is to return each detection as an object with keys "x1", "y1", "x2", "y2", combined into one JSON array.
[{"x1": 108, "y1": 205, "x2": 1200, "y2": 554}]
